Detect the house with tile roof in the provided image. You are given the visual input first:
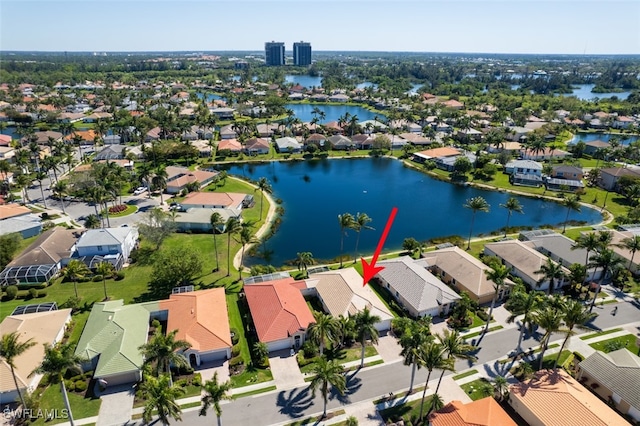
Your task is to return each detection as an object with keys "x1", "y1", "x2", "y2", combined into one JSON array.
[
  {"x1": 164, "y1": 168, "x2": 218, "y2": 194},
  {"x1": 181, "y1": 191, "x2": 252, "y2": 210},
  {"x1": 374, "y1": 256, "x2": 460, "y2": 318},
  {"x1": 508, "y1": 369, "x2": 629, "y2": 426},
  {"x1": 422, "y1": 246, "x2": 514, "y2": 305},
  {"x1": 244, "y1": 277, "x2": 315, "y2": 352},
  {"x1": 75, "y1": 300, "x2": 153, "y2": 387},
  {"x1": 598, "y1": 167, "x2": 640, "y2": 191},
  {"x1": 578, "y1": 348, "x2": 640, "y2": 422},
  {"x1": 243, "y1": 137, "x2": 271, "y2": 155},
  {"x1": 304, "y1": 268, "x2": 393, "y2": 331},
  {"x1": 327, "y1": 135, "x2": 354, "y2": 150},
  {"x1": 581, "y1": 229, "x2": 640, "y2": 274},
  {"x1": 159, "y1": 288, "x2": 232, "y2": 366},
  {"x1": 413, "y1": 147, "x2": 461, "y2": 163},
  {"x1": 173, "y1": 207, "x2": 242, "y2": 233},
  {"x1": 275, "y1": 137, "x2": 303, "y2": 153},
  {"x1": 0, "y1": 309, "x2": 72, "y2": 404},
  {"x1": 428, "y1": 397, "x2": 517, "y2": 426}
]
